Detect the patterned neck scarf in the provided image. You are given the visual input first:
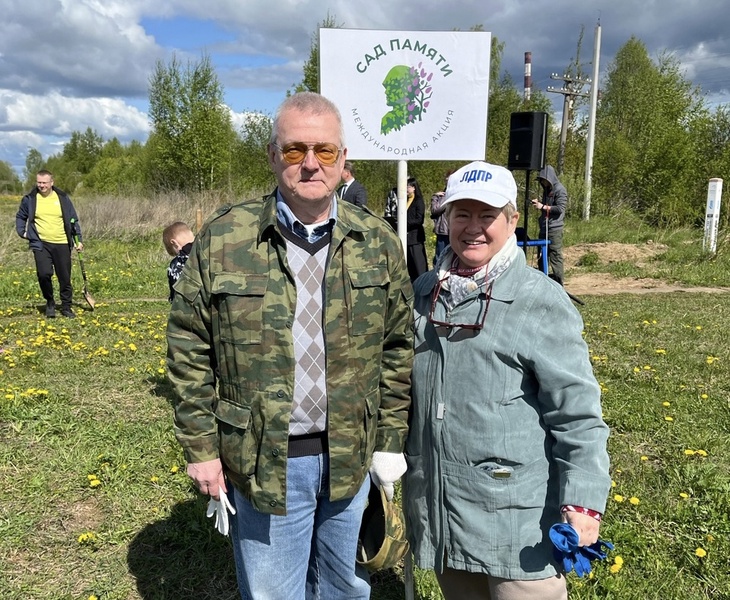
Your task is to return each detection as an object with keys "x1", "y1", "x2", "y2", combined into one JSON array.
[{"x1": 435, "y1": 235, "x2": 519, "y2": 308}]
